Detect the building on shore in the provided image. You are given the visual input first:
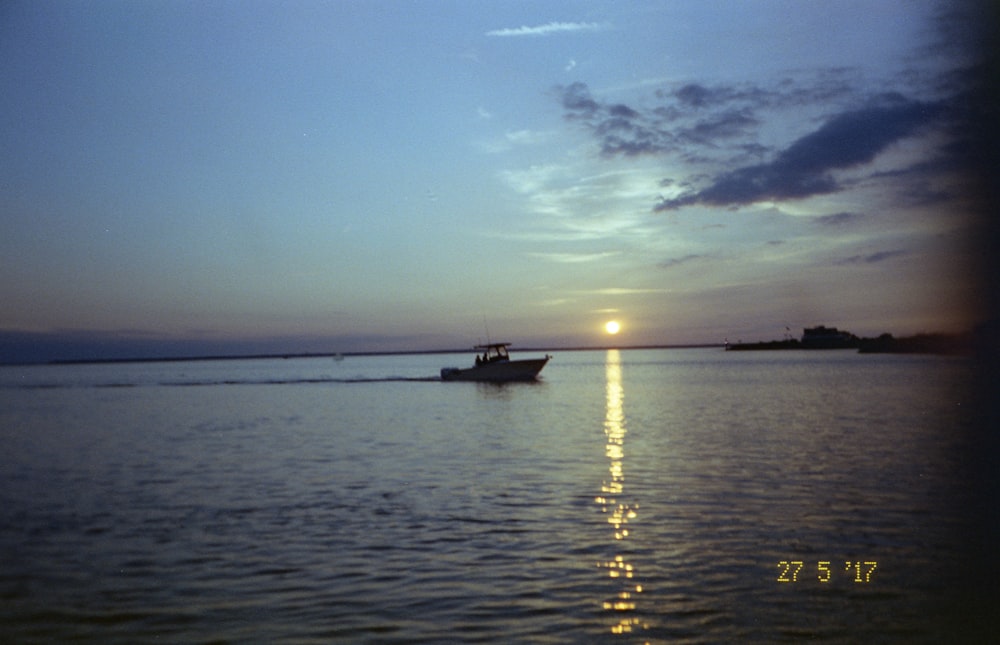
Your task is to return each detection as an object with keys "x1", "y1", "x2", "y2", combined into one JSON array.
[{"x1": 800, "y1": 326, "x2": 859, "y2": 349}]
